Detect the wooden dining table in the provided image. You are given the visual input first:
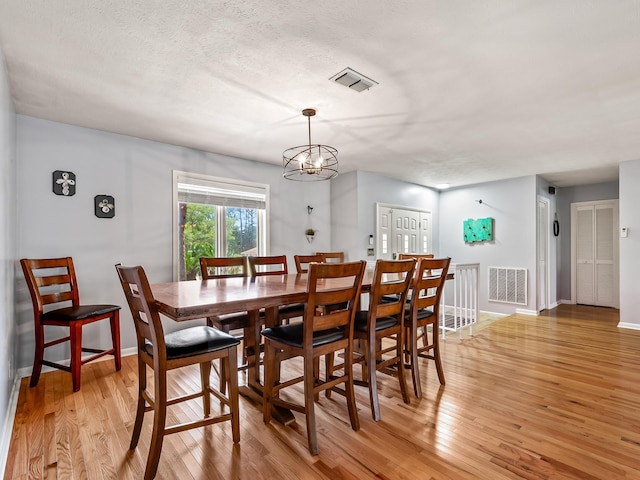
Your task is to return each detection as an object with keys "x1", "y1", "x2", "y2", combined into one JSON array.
[
  {"x1": 151, "y1": 264, "x2": 451, "y2": 424},
  {"x1": 151, "y1": 268, "x2": 377, "y2": 423}
]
